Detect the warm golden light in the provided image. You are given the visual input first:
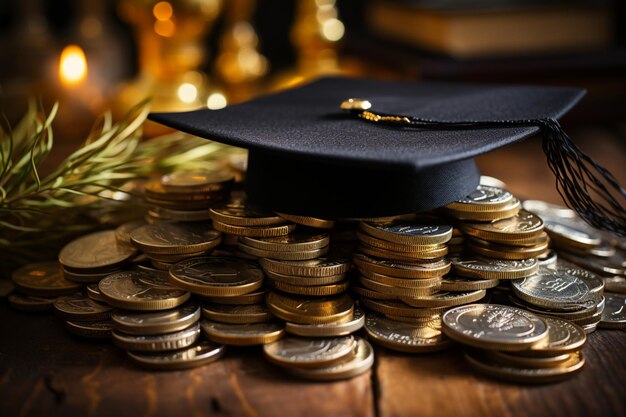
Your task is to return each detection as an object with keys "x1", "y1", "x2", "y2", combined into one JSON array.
[
  {"x1": 153, "y1": 1, "x2": 173, "y2": 21},
  {"x1": 154, "y1": 19, "x2": 176, "y2": 37},
  {"x1": 177, "y1": 83, "x2": 198, "y2": 103},
  {"x1": 207, "y1": 93, "x2": 227, "y2": 110},
  {"x1": 59, "y1": 45, "x2": 88, "y2": 86}
]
